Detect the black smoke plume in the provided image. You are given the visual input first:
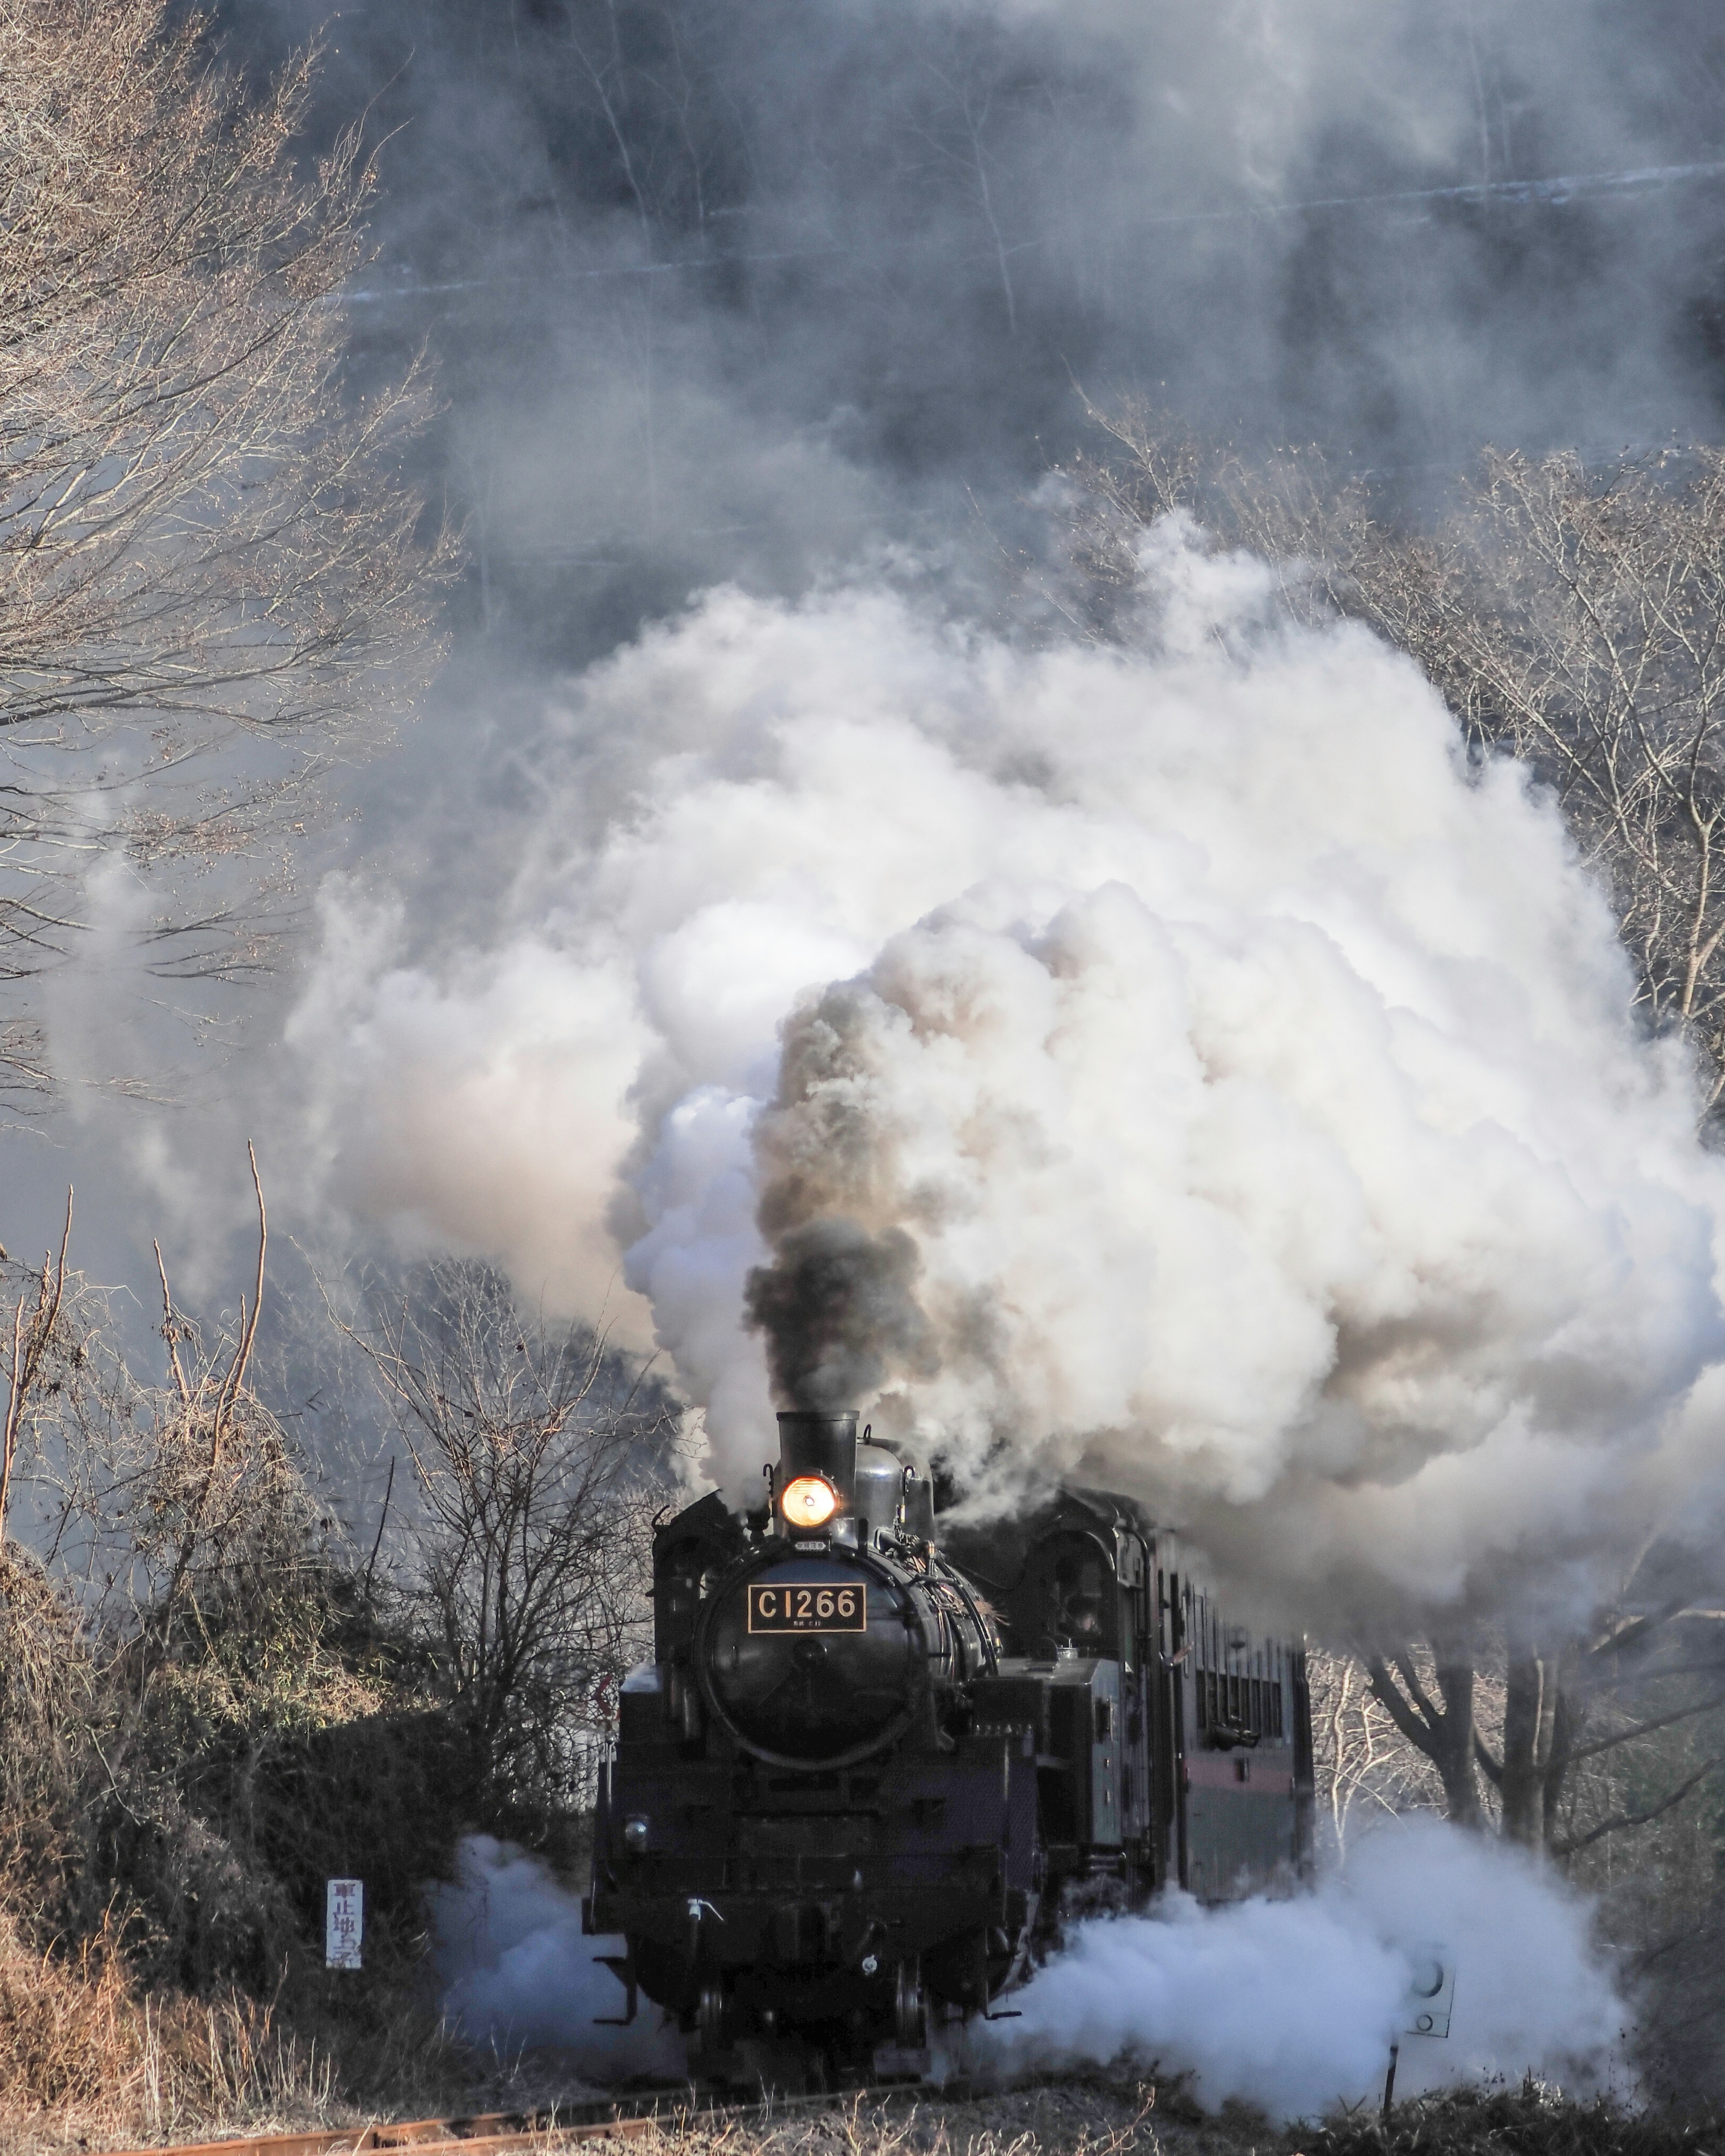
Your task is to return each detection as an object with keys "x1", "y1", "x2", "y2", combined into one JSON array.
[{"x1": 744, "y1": 1217, "x2": 937, "y2": 1410}]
